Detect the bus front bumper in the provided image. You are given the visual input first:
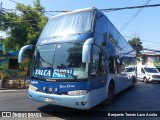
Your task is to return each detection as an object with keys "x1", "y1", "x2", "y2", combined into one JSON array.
[{"x1": 28, "y1": 88, "x2": 91, "y2": 110}]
